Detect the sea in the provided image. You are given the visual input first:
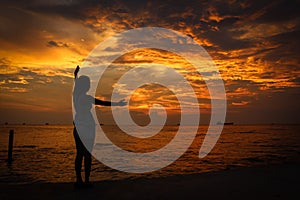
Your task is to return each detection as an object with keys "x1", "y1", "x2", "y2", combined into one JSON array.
[{"x1": 0, "y1": 124, "x2": 299, "y2": 184}]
